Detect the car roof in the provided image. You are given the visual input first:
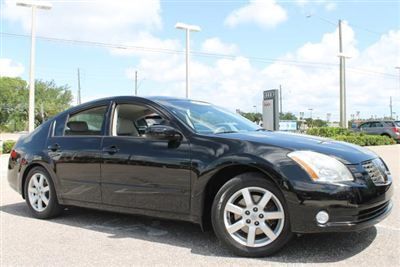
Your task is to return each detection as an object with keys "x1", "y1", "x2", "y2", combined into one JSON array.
[{"x1": 53, "y1": 95, "x2": 195, "y2": 120}]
